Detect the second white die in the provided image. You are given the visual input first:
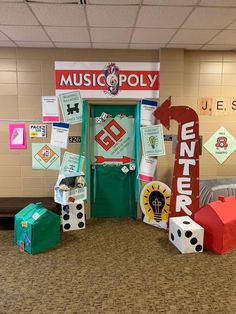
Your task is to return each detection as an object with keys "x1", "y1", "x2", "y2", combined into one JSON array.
[{"x1": 169, "y1": 216, "x2": 204, "y2": 254}]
